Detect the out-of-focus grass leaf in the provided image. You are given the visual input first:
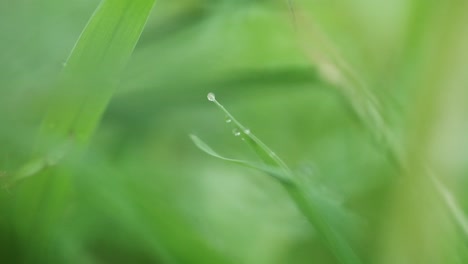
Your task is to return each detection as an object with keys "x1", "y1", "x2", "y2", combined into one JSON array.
[
  {"x1": 10, "y1": 0, "x2": 157, "y2": 183},
  {"x1": 39, "y1": 0, "x2": 157, "y2": 150},
  {"x1": 292, "y1": 0, "x2": 468, "y2": 247},
  {"x1": 7, "y1": 0, "x2": 158, "y2": 262}
]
